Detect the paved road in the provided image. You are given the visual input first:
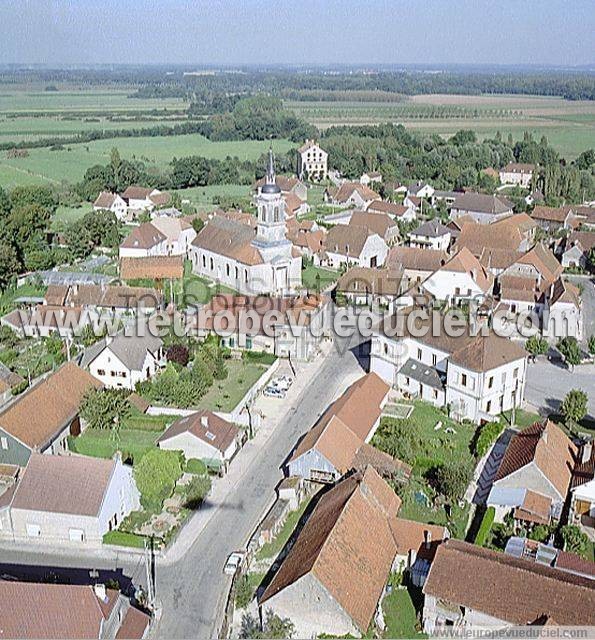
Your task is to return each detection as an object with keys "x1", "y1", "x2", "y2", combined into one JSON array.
[{"x1": 154, "y1": 337, "x2": 364, "y2": 638}]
